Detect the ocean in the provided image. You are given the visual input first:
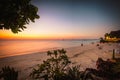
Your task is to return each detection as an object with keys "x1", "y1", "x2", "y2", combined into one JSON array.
[{"x1": 0, "y1": 39, "x2": 99, "y2": 58}]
